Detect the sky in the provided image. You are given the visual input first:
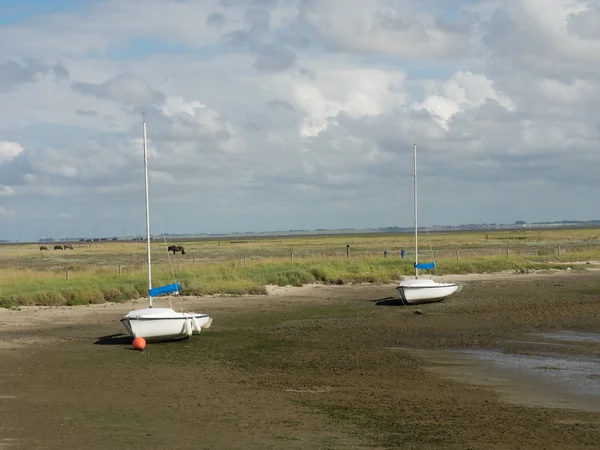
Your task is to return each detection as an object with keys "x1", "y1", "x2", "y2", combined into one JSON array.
[{"x1": 1, "y1": 0, "x2": 599, "y2": 241}]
